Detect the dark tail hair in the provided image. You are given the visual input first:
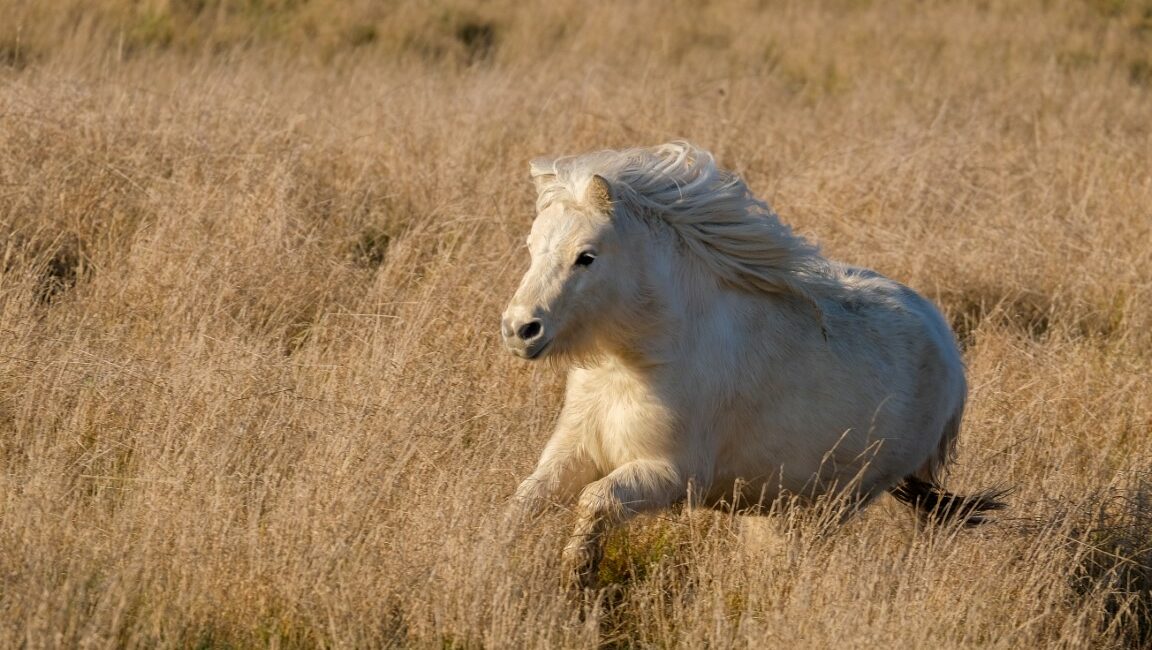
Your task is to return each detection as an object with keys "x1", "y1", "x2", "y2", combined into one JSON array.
[{"x1": 888, "y1": 476, "x2": 1008, "y2": 526}]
